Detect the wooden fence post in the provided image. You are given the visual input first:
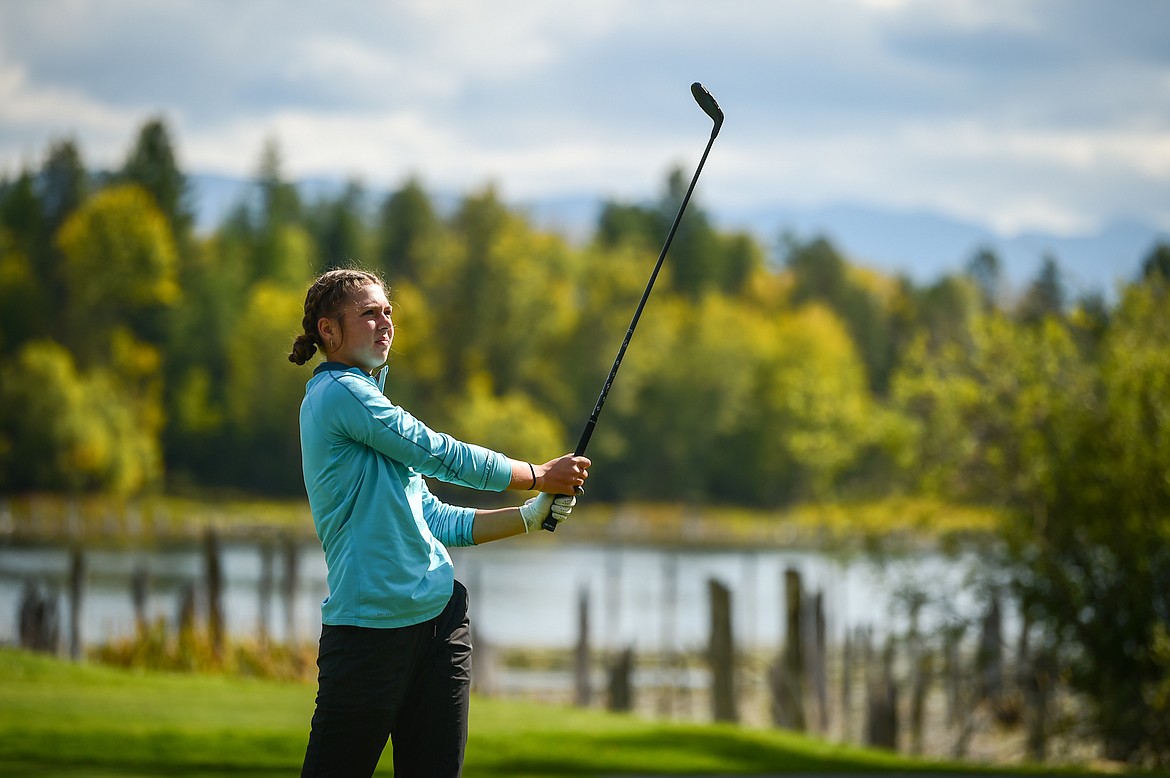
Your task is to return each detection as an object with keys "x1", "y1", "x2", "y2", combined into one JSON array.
[
  {"x1": 811, "y1": 590, "x2": 828, "y2": 733},
  {"x1": 283, "y1": 537, "x2": 299, "y2": 643},
  {"x1": 1023, "y1": 647, "x2": 1054, "y2": 762},
  {"x1": 976, "y1": 592, "x2": 1003, "y2": 707},
  {"x1": 19, "y1": 580, "x2": 59, "y2": 653},
  {"x1": 943, "y1": 623, "x2": 964, "y2": 728},
  {"x1": 865, "y1": 635, "x2": 899, "y2": 750},
  {"x1": 177, "y1": 581, "x2": 197, "y2": 658},
  {"x1": 258, "y1": 541, "x2": 274, "y2": 645},
  {"x1": 575, "y1": 587, "x2": 592, "y2": 707},
  {"x1": 770, "y1": 568, "x2": 806, "y2": 730},
  {"x1": 909, "y1": 647, "x2": 933, "y2": 754},
  {"x1": 607, "y1": 647, "x2": 635, "y2": 712},
  {"x1": 203, "y1": 528, "x2": 224, "y2": 657},
  {"x1": 840, "y1": 628, "x2": 854, "y2": 742},
  {"x1": 658, "y1": 552, "x2": 679, "y2": 719},
  {"x1": 68, "y1": 547, "x2": 85, "y2": 660},
  {"x1": 131, "y1": 564, "x2": 150, "y2": 634},
  {"x1": 708, "y1": 578, "x2": 738, "y2": 723}
]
